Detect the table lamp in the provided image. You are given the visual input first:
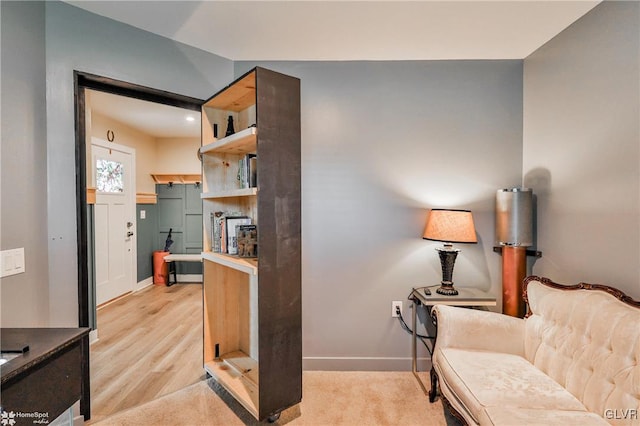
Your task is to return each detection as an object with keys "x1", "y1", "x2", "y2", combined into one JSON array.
[{"x1": 423, "y1": 209, "x2": 477, "y2": 295}]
